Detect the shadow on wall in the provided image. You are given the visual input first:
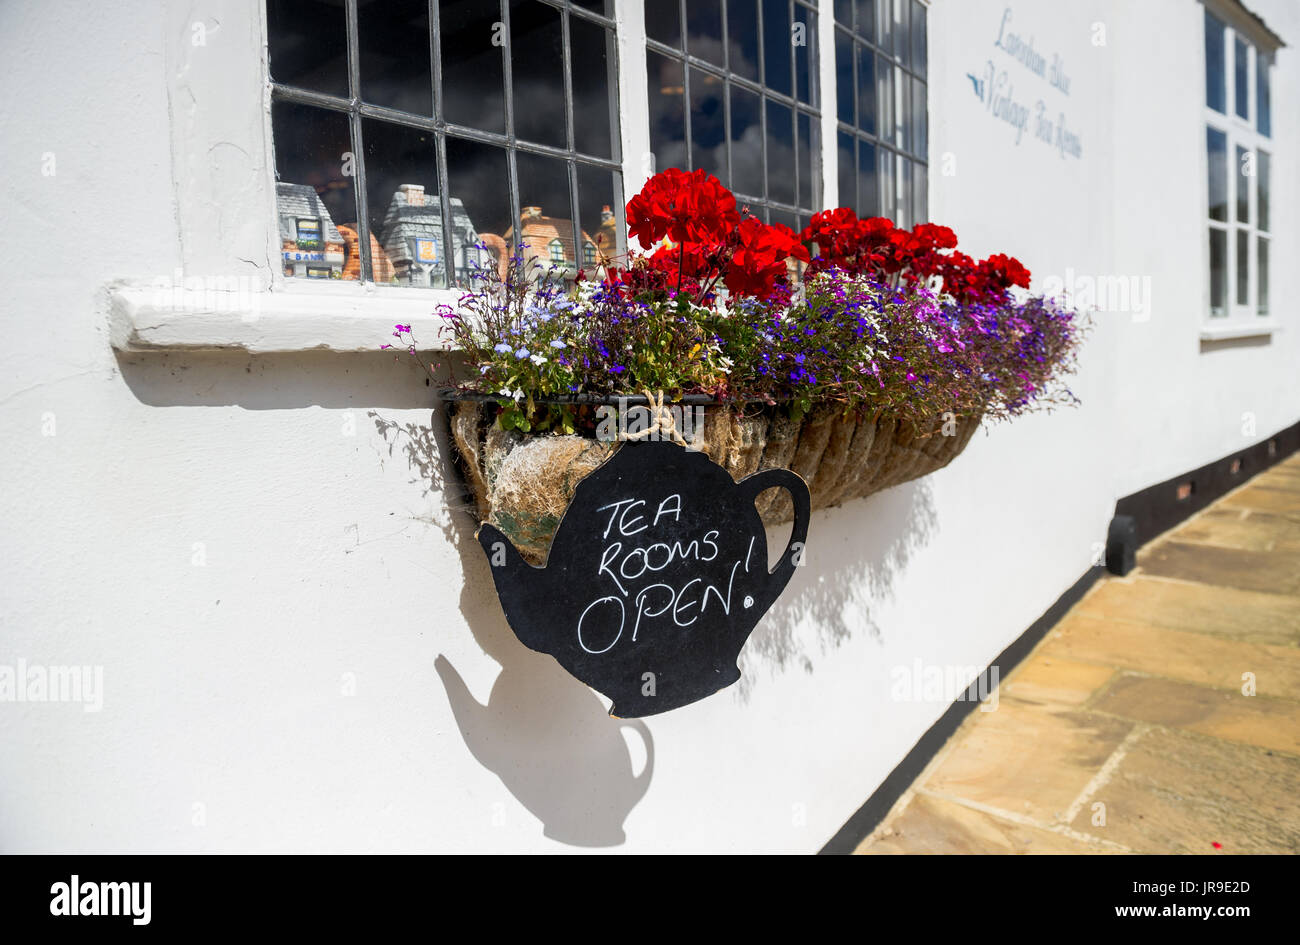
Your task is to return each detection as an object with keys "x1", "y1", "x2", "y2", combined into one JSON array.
[
  {"x1": 114, "y1": 349, "x2": 936, "y2": 846},
  {"x1": 737, "y1": 480, "x2": 938, "y2": 702},
  {"x1": 115, "y1": 348, "x2": 440, "y2": 409},
  {"x1": 114, "y1": 347, "x2": 653, "y2": 847},
  {"x1": 375, "y1": 399, "x2": 655, "y2": 848}
]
